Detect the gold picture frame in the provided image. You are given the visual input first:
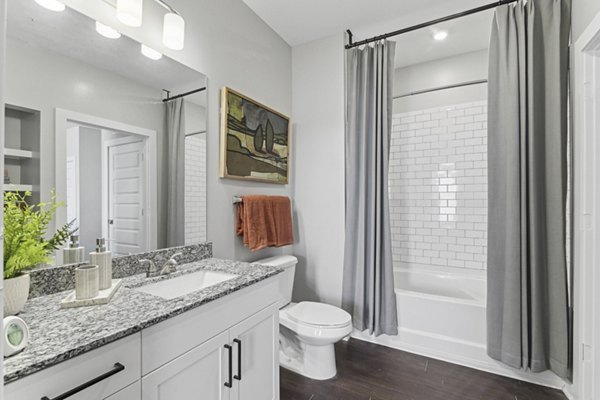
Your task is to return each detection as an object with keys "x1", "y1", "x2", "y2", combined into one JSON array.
[{"x1": 220, "y1": 87, "x2": 291, "y2": 184}]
